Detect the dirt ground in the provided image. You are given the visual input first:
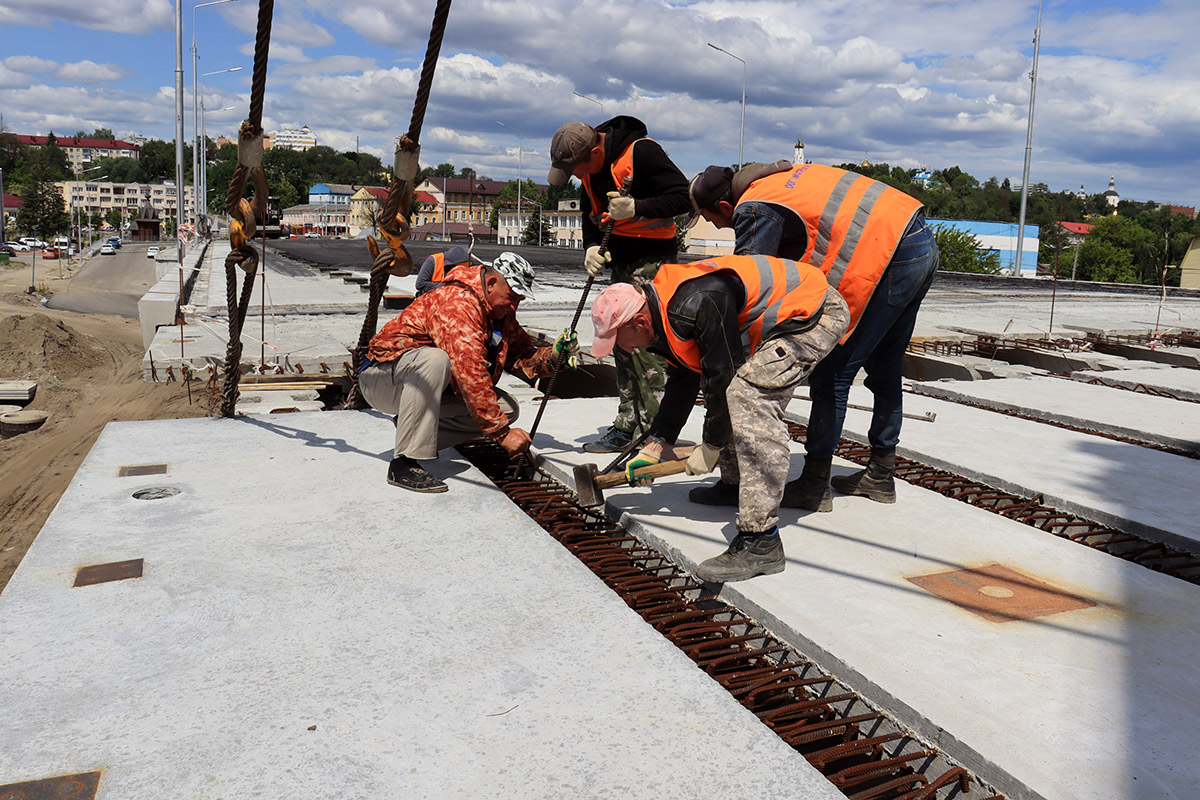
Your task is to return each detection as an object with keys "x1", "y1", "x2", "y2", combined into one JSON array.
[{"x1": 0, "y1": 258, "x2": 206, "y2": 594}]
